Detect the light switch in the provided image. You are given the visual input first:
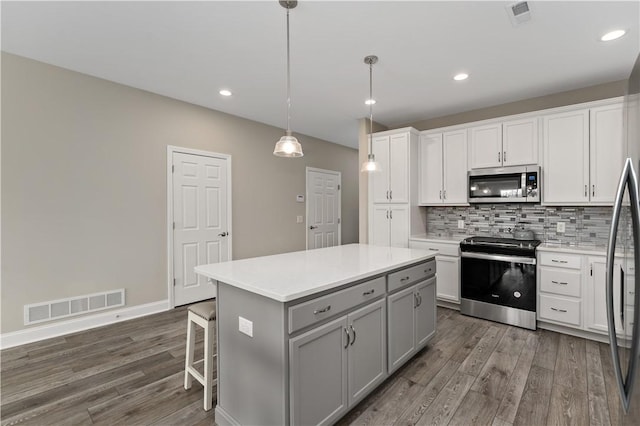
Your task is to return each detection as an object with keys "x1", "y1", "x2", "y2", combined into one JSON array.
[
  {"x1": 239, "y1": 316, "x2": 253, "y2": 337},
  {"x1": 457, "y1": 220, "x2": 465, "y2": 229},
  {"x1": 297, "y1": 216, "x2": 303, "y2": 223},
  {"x1": 557, "y1": 222, "x2": 565, "y2": 233}
]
